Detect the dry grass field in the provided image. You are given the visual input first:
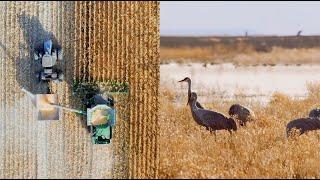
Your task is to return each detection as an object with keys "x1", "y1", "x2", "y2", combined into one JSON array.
[
  {"x1": 159, "y1": 6, "x2": 320, "y2": 180},
  {"x1": 159, "y1": 83, "x2": 320, "y2": 178},
  {"x1": 0, "y1": 1, "x2": 159, "y2": 179},
  {"x1": 161, "y1": 36, "x2": 320, "y2": 65}
]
